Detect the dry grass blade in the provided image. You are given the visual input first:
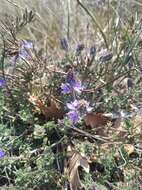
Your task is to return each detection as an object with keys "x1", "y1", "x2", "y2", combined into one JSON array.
[{"x1": 76, "y1": 0, "x2": 108, "y2": 49}]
